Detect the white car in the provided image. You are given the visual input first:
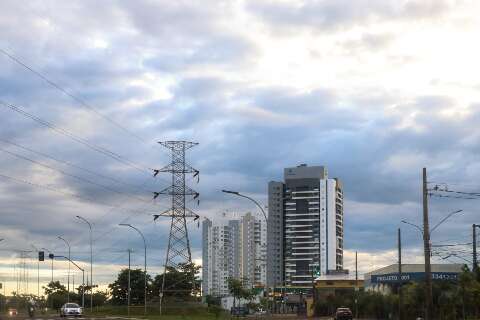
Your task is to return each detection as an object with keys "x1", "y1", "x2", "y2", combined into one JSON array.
[{"x1": 60, "y1": 303, "x2": 82, "y2": 317}]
